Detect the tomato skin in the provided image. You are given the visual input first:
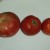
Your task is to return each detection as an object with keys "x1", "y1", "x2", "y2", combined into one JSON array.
[
  {"x1": 21, "y1": 15, "x2": 41, "y2": 36},
  {"x1": 41, "y1": 18, "x2": 50, "y2": 36},
  {"x1": 0, "y1": 12, "x2": 20, "y2": 37}
]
